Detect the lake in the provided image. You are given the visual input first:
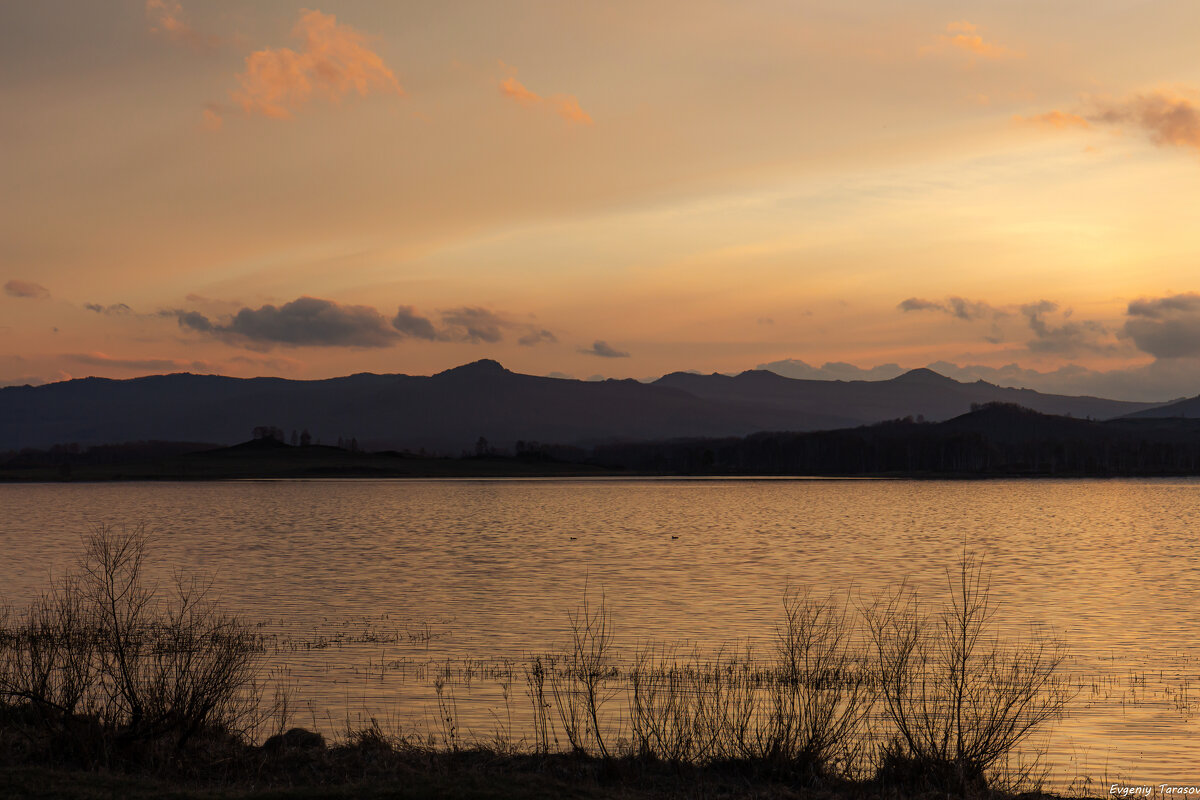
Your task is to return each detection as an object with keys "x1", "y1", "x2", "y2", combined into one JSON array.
[{"x1": 2, "y1": 478, "x2": 1198, "y2": 787}]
